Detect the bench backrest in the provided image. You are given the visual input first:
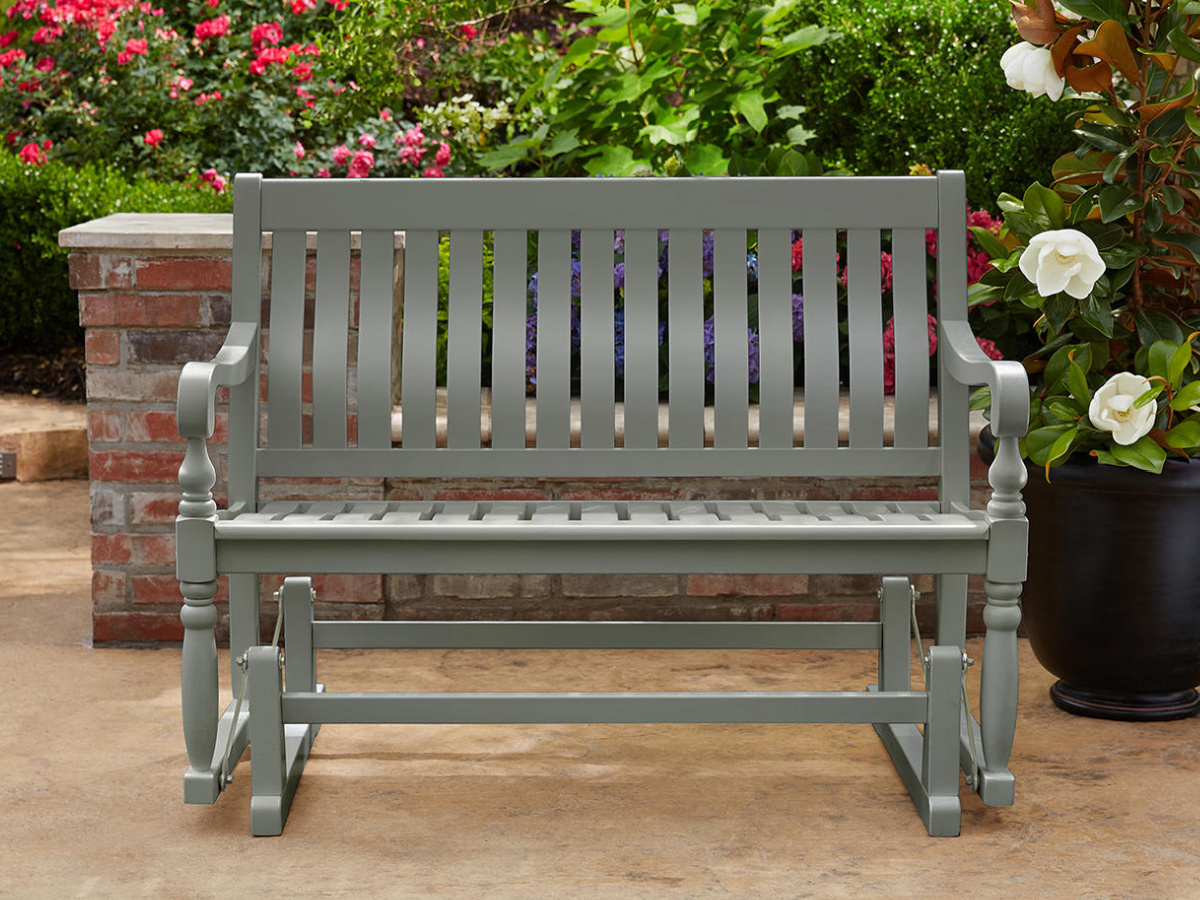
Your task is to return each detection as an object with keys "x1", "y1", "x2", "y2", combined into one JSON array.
[{"x1": 227, "y1": 173, "x2": 974, "y2": 509}]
